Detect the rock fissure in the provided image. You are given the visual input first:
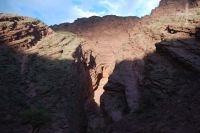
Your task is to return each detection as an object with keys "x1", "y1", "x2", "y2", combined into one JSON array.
[{"x1": 1, "y1": 0, "x2": 200, "y2": 132}]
